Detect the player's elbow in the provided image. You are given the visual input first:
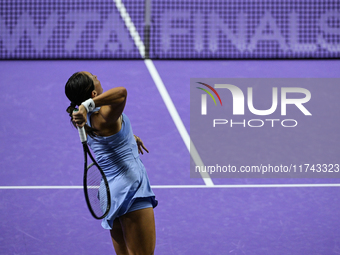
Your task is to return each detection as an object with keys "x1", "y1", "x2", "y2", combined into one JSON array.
[
  {"x1": 116, "y1": 87, "x2": 127, "y2": 104},
  {"x1": 121, "y1": 87, "x2": 127, "y2": 99}
]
